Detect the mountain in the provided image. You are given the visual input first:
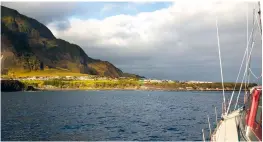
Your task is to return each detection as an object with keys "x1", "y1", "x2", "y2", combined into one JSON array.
[{"x1": 1, "y1": 6, "x2": 141, "y2": 78}]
